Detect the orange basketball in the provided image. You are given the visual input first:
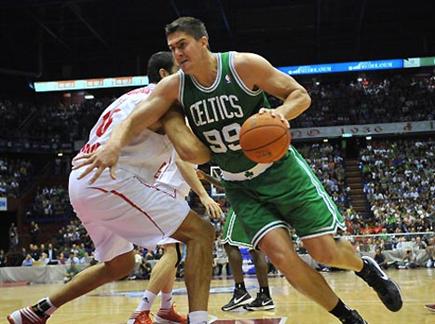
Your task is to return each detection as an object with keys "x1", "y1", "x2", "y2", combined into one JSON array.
[{"x1": 240, "y1": 113, "x2": 291, "y2": 163}]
